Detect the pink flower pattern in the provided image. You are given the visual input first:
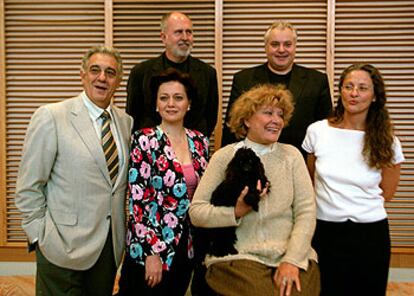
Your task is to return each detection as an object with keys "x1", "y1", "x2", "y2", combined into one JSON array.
[{"x1": 125, "y1": 127, "x2": 209, "y2": 271}]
